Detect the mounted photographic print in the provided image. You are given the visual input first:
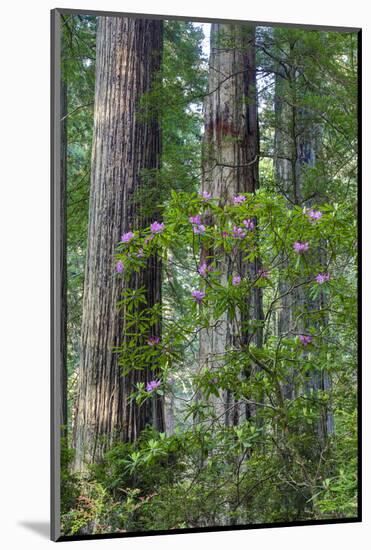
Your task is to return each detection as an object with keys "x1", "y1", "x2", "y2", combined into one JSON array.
[{"x1": 51, "y1": 8, "x2": 361, "y2": 541}]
